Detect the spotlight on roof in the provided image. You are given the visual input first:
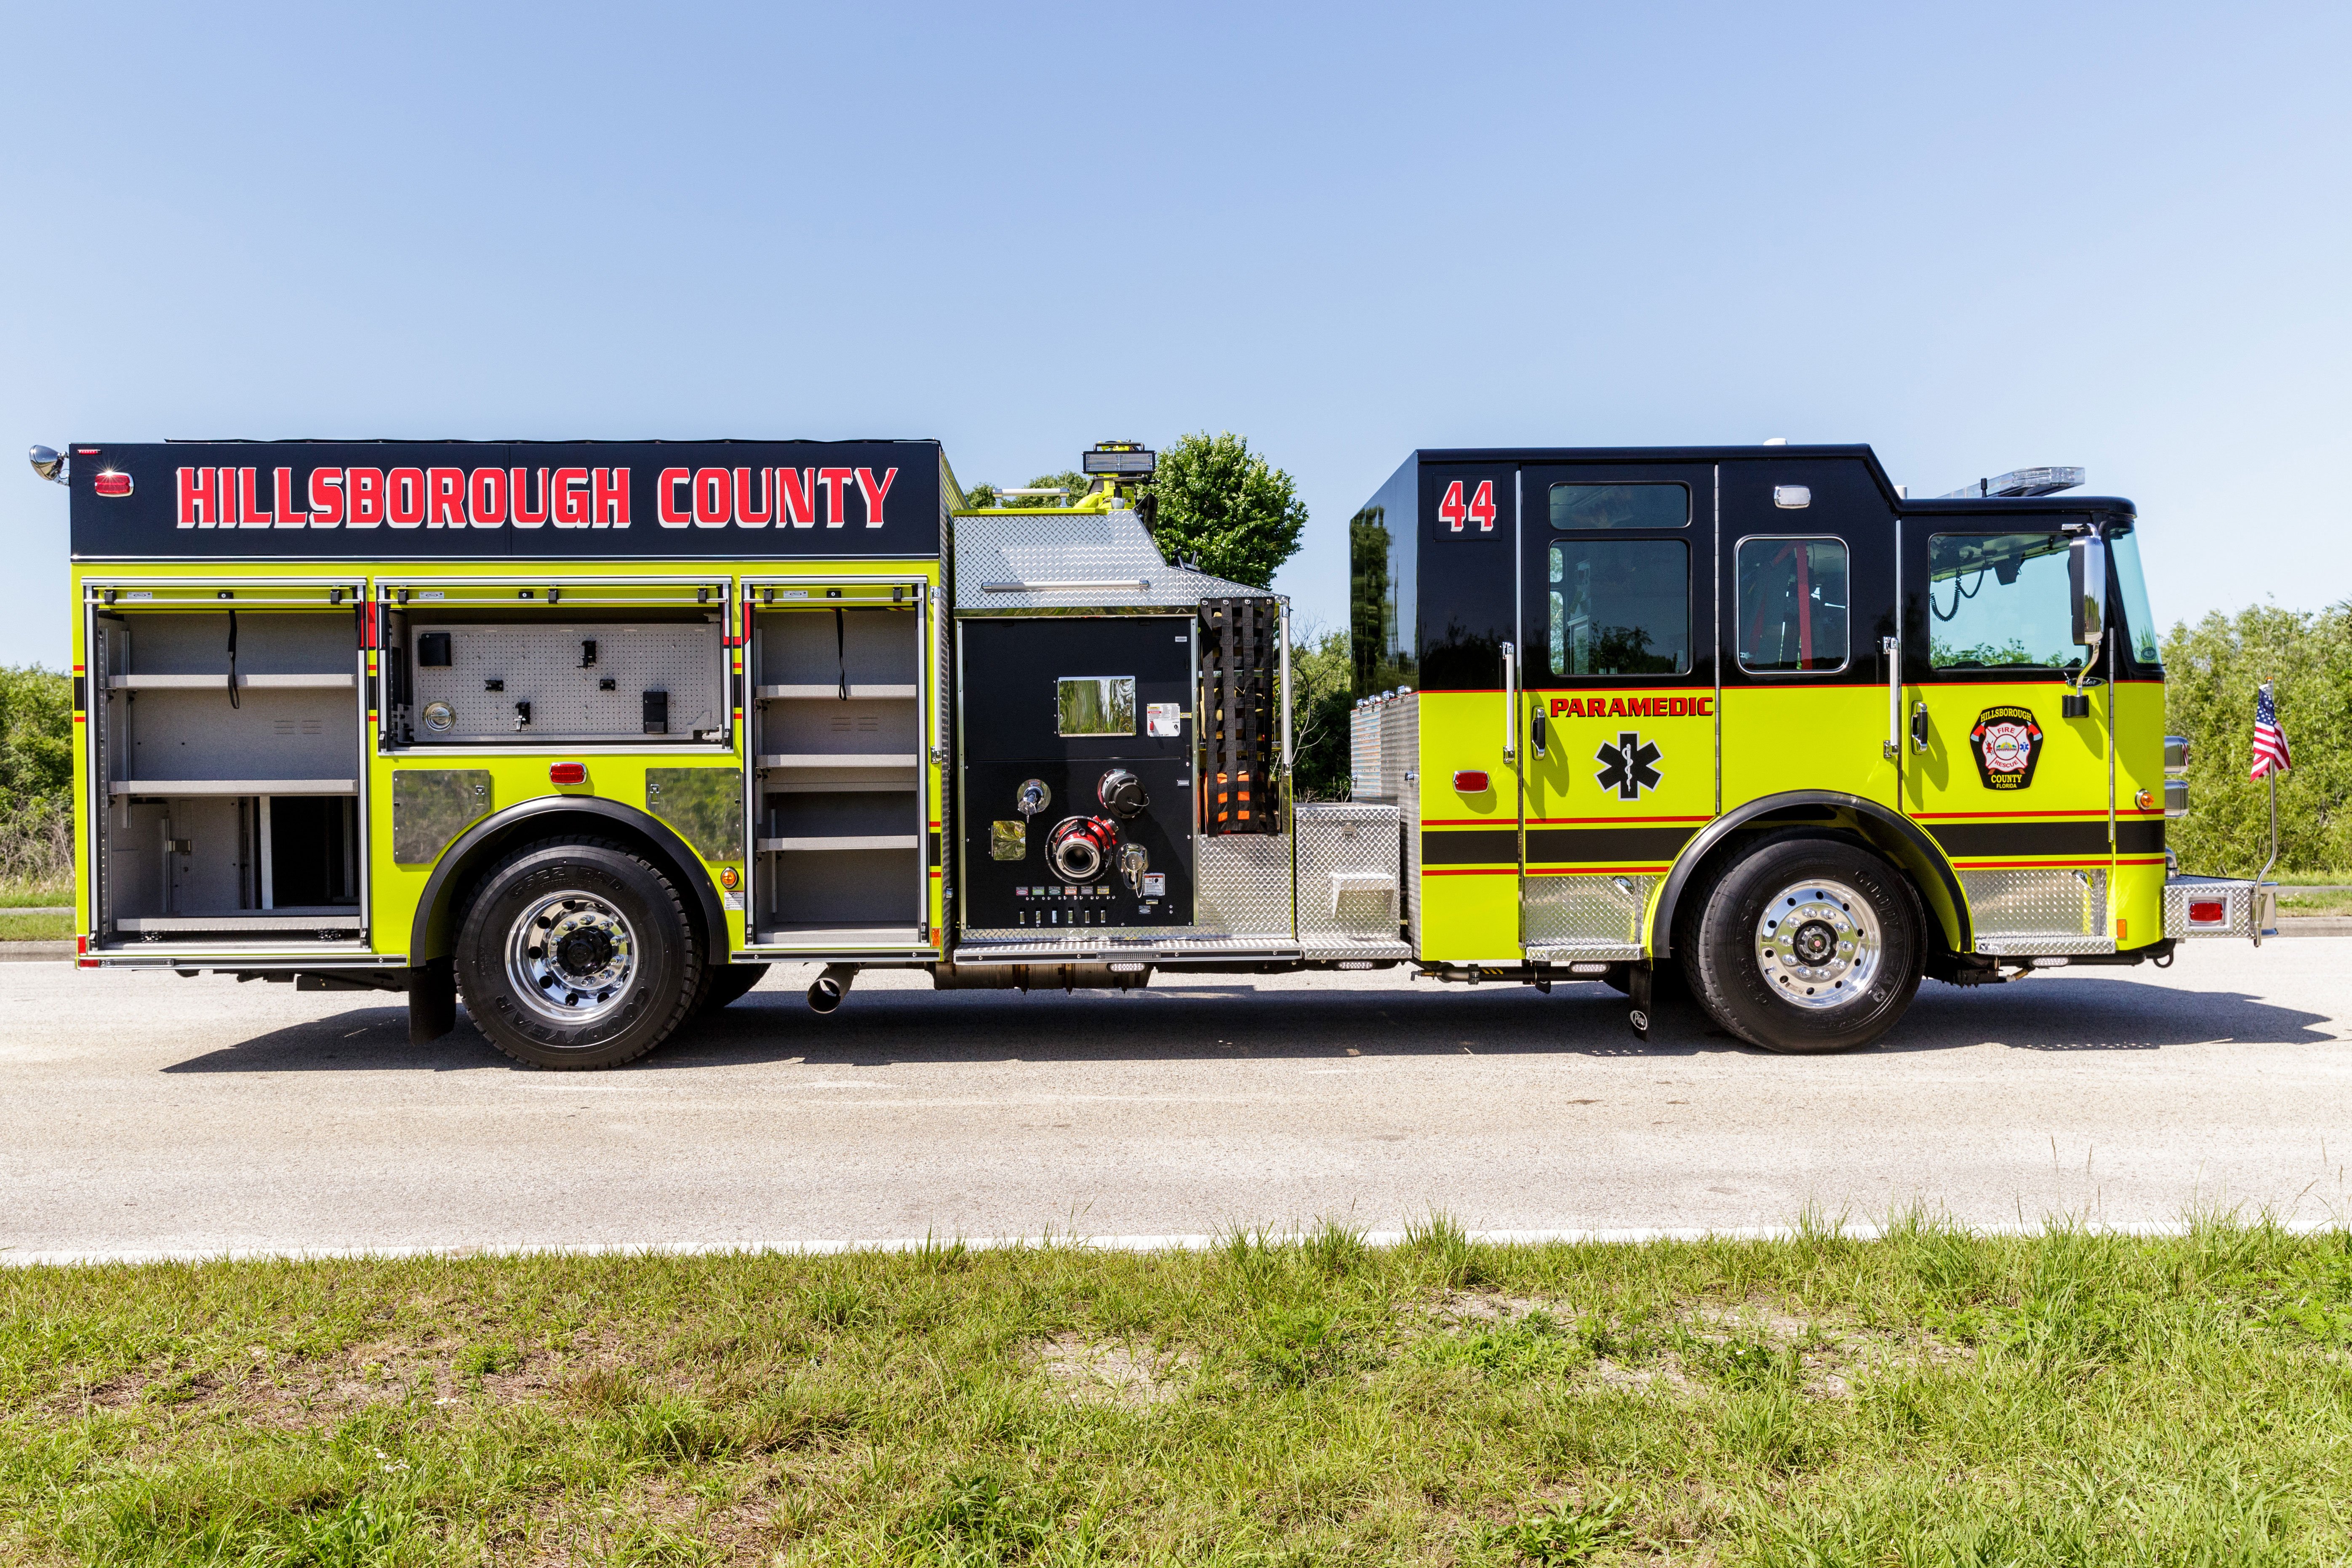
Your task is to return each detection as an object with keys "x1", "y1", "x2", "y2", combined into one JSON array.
[
  {"x1": 1082, "y1": 443, "x2": 1156, "y2": 479},
  {"x1": 28, "y1": 445, "x2": 67, "y2": 484}
]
